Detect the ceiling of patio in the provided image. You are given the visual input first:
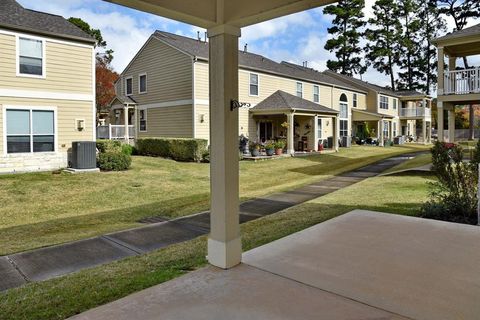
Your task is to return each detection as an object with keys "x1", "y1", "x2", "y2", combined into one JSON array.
[{"x1": 104, "y1": 0, "x2": 337, "y2": 28}]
